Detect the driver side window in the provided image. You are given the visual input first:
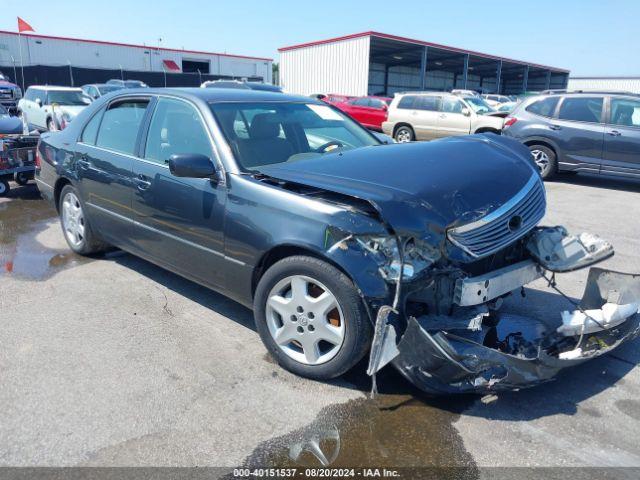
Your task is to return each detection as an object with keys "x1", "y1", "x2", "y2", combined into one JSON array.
[
  {"x1": 144, "y1": 98, "x2": 213, "y2": 165},
  {"x1": 442, "y1": 97, "x2": 464, "y2": 114}
]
